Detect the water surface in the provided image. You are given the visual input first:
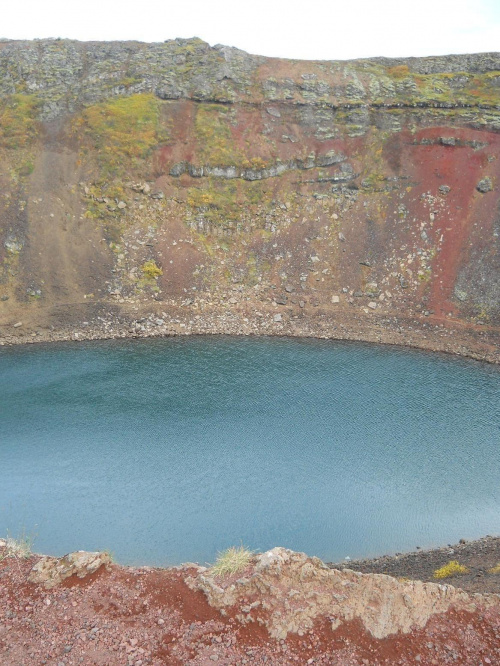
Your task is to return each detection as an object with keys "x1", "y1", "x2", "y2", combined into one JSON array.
[{"x1": 1, "y1": 336, "x2": 499, "y2": 565}]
